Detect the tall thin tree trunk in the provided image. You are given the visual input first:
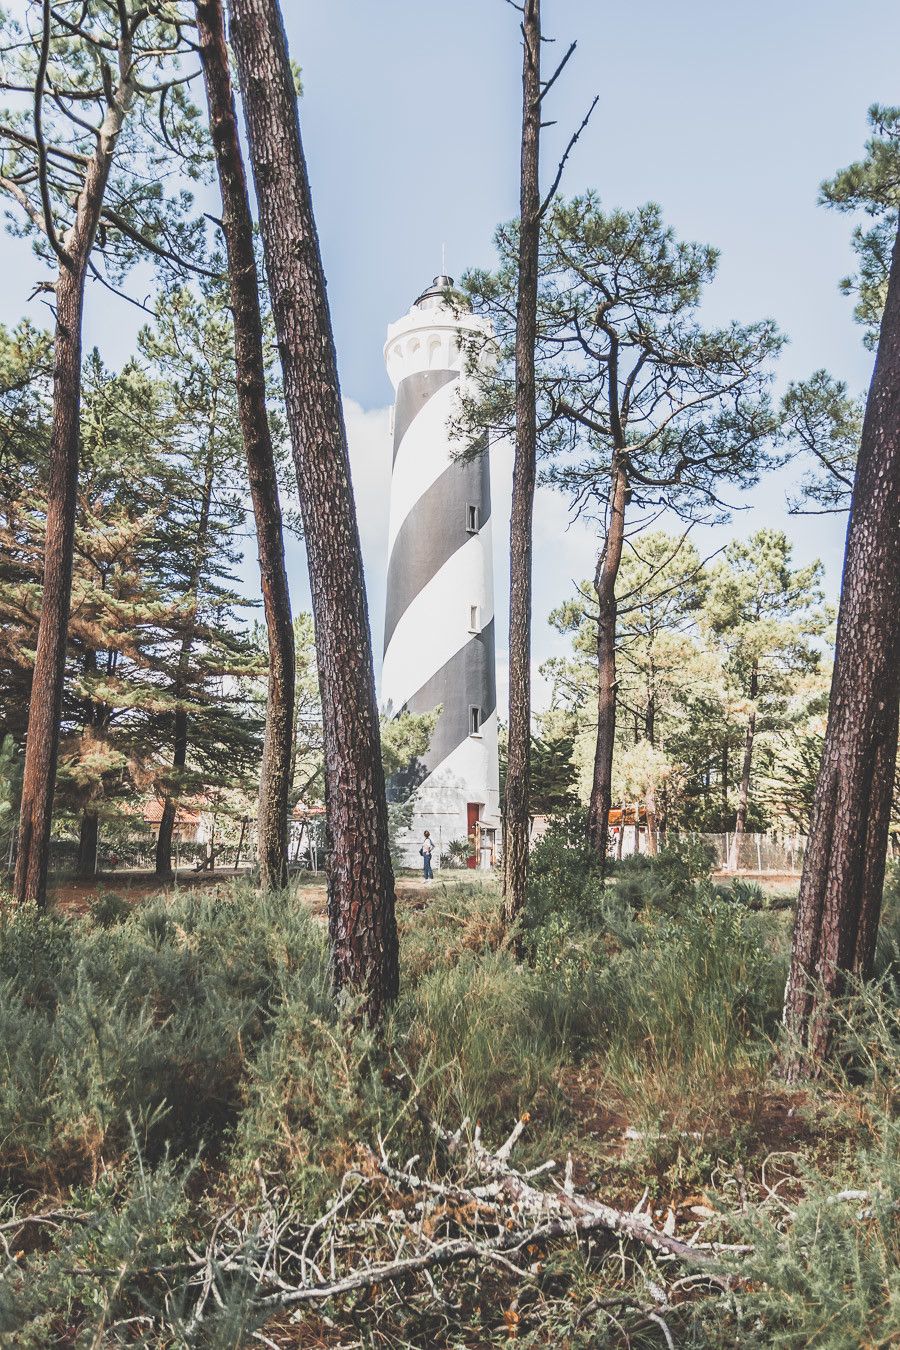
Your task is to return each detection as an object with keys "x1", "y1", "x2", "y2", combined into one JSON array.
[
  {"x1": 645, "y1": 787, "x2": 658, "y2": 856},
  {"x1": 503, "y1": 0, "x2": 541, "y2": 927},
  {"x1": 783, "y1": 217, "x2": 900, "y2": 1072},
  {"x1": 155, "y1": 701, "x2": 188, "y2": 877},
  {"x1": 729, "y1": 668, "x2": 757, "y2": 870},
  {"x1": 196, "y1": 0, "x2": 295, "y2": 893},
  {"x1": 644, "y1": 687, "x2": 658, "y2": 854},
  {"x1": 76, "y1": 808, "x2": 99, "y2": 879},
  {"x1": 14, "y1": 265, "x2": 86, "y2": 908},
  {"x1": 155, "y1": 444, "x2": 216, "y2": 878},
  {"x1": 13, "y1": 32, "x2": 134, "y2": 908},
  {"x1": 228, "y1": 0, "x2": 397, "y2": 1019},
  {"x1": 587, "y1": 462, "x2": 628, "y2": 865}
]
